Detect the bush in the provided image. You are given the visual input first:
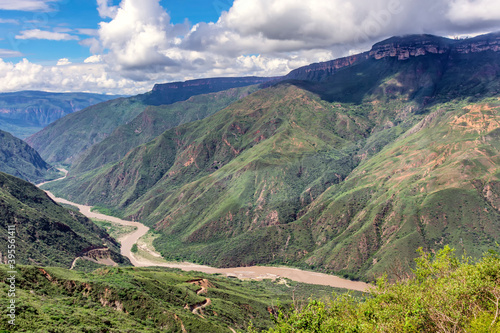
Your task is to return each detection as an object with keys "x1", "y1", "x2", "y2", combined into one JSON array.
[{"x1": 254, "y1": 246, "x2": 500, "y2": 332}]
